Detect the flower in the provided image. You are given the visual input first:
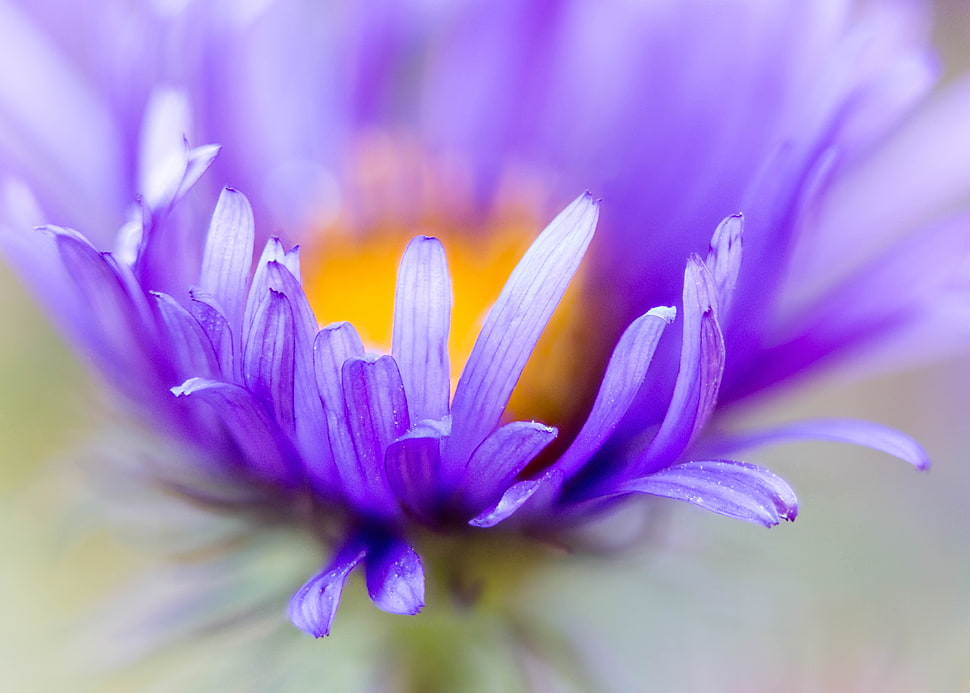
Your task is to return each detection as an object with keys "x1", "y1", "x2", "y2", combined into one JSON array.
[{"x1": 0, "y1": 0, "x2": 960, "y2": 641}]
